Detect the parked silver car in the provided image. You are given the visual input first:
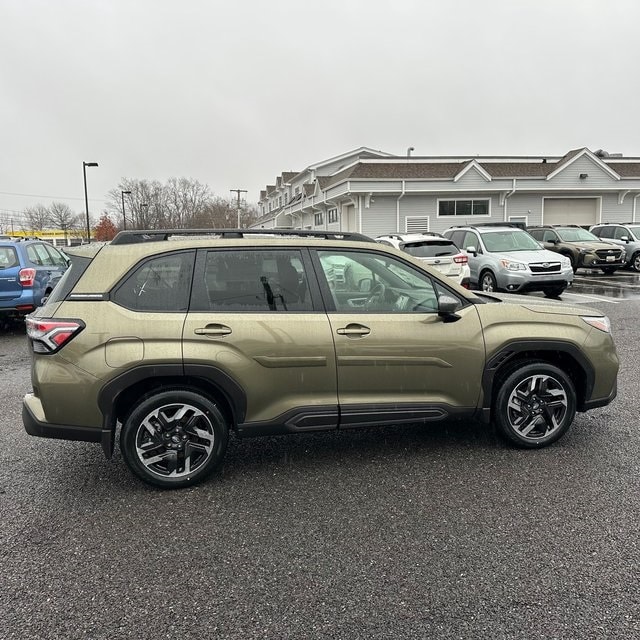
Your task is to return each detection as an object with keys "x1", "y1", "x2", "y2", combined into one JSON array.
[{"x1": 444, "y1": 225, "x2": 574, "y2": 297}]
